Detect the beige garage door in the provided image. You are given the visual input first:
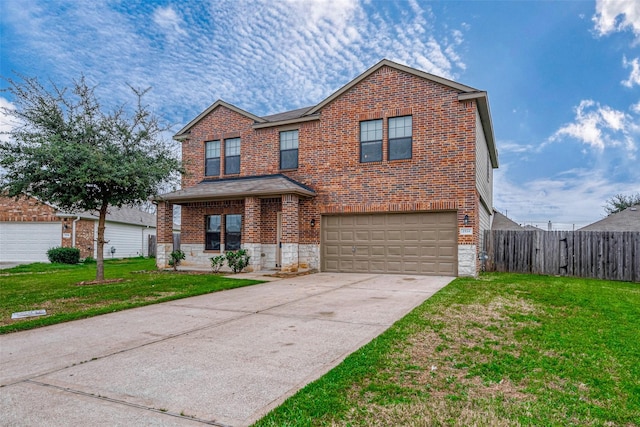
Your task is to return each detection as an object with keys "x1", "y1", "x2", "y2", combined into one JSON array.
[{"x1": 321, "y1": 212, "x2": 457, "y2": 275}]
